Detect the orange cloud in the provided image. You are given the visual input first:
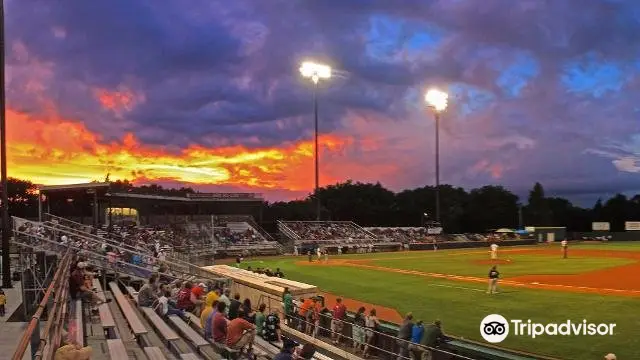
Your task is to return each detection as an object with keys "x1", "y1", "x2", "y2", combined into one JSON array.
[
  {"x1": 469, "y1": 159, "x2": 506, "y2": 179},
  {"x1": 93, "y1": 86, "x2": 145, "y2": 115},
  {"x1": 6, "y1": 108, "x2": 384, "y2": 194}
]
